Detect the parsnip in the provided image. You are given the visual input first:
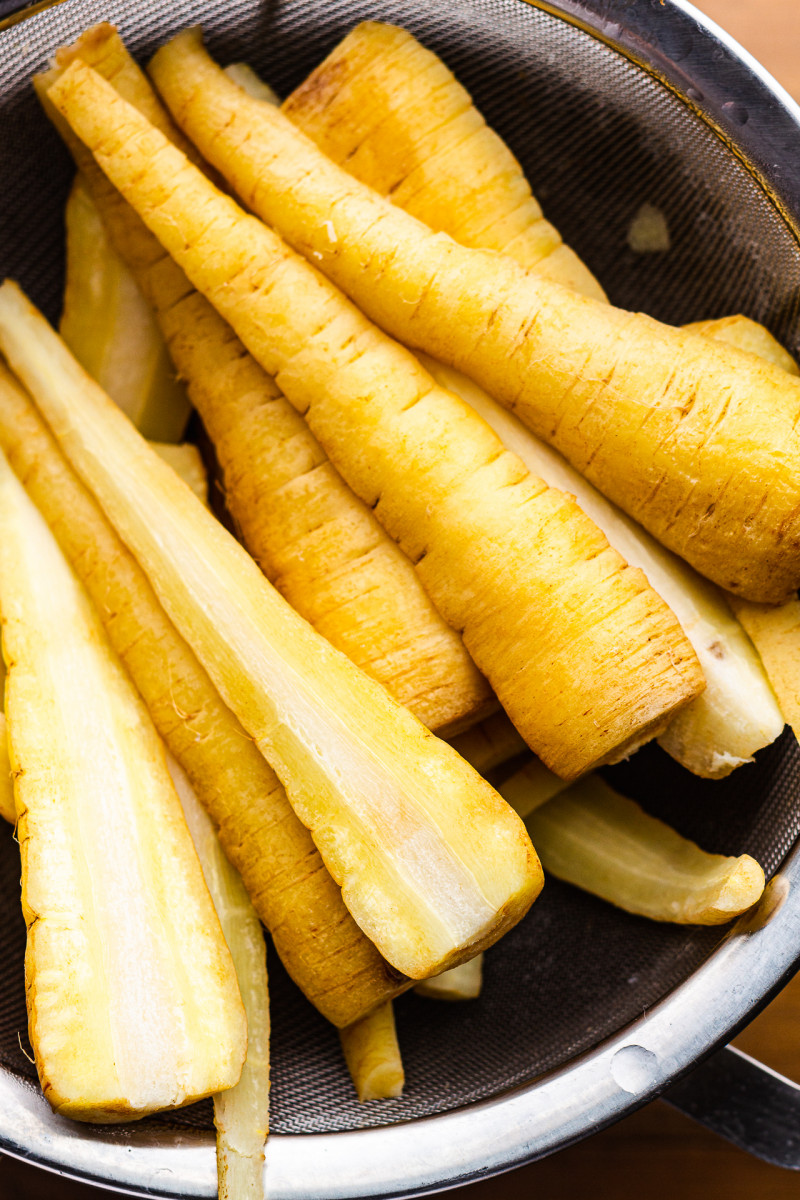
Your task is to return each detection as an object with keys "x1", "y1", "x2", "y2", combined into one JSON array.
[
  {"x1": 60, "y1": 174, "x2": 191, "y2": 441},
  {"x1": 498, "y1": 758, "x2": 571, "y2": 819},
  {"x1": 0, "y1": 714, "x2": 15, "y2": 826},
  {"x1": 526, "y1": 775, "x2": 765, "y2": 925},
  {"x1": 686, "y1": 315, "x2": 800, "y2": 375},
  {"x1": 422, "y1": 357, "x2": 784, "y2": 779},
  {"x1": 0, "y1": 359, "x2": 404, "y2": 1028},
  {"x1": 149, "y1": 440, "x2": 208, "y2": 504},
  {"x1": 282, "y1": 22, "x2": 605, "y2": 301},
  {"x1": 0, "y1": 283, "x2": 542, "y2": 981},
  {"x1": 0, "y1": 445, "x2": 246, "y2": 1121},
  {"x1": 225, "y1": 61, "x2": 279, "y2": 104},
  {"x1": 149, "y1": 29, "x2": 800, "y2": 604},
  {"x1": 170, "y1": 758, "x2": 269, "y2": 1200},
  {"x1": 47, "y1": 57, "x2": 704, "y2": 779},
  {"x1": 415, "y1": 955, "x2": 483, "y2": 1001},
  {"x1": 339, "y1": 1001, "x2": 404, "y2": 1102},
  {"x1": 691, "y1": 312, "x2": 800, "y2": 742},
  {"x1": 447, "y1": 712, "x2": 528, "y2": 776},
  {"x1": 38, "y1": 27, "x2": 494, "y2": 739}
]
